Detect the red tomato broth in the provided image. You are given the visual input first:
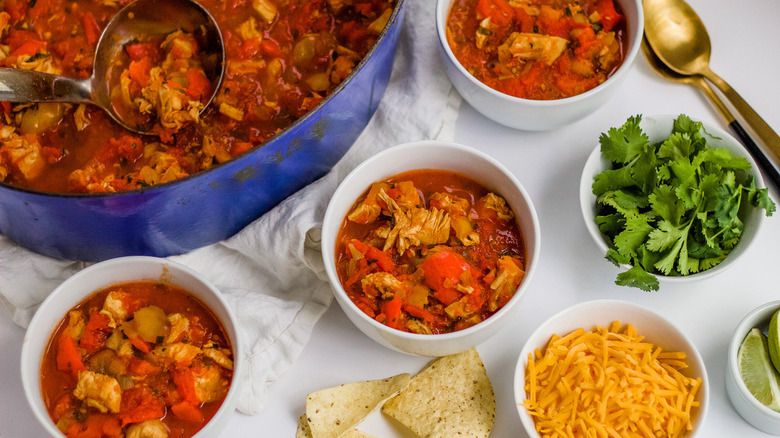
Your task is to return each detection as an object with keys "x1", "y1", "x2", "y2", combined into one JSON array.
[
  {"x1": 40, "y1": 281, "x2": 234, "y2": 438},
  {"x1": 445, "y1": 0, "x2": 628, "y2": 100},
  {"x1": 335, "y1": 169, "x2": 527, "y2": 335},
  {"x1": 0, "y1": 0, "x2": 396, "y2": 193}
]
